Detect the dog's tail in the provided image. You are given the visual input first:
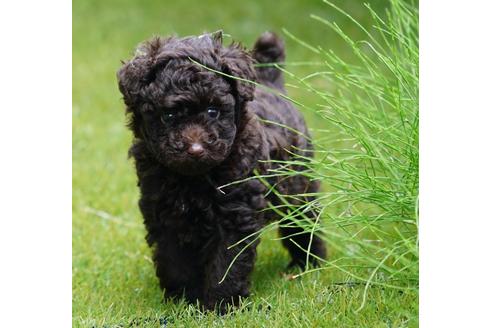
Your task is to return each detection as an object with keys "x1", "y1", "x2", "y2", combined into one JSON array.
[{"x1": 252, "y1": 31, "x2": 285, "y2": 90}]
